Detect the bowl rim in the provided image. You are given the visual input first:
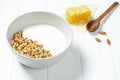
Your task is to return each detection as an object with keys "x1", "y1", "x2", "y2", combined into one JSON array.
[{"x1": 6, "y1": 11, "x2": 73, "y2": 60}]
